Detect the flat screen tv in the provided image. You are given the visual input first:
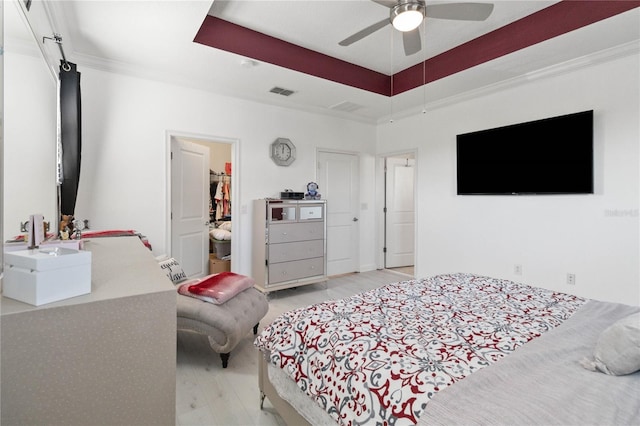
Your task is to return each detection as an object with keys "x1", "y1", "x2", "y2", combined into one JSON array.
[{"x1": 456, "y1": 110, "x2": 594, "y2": 195}]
